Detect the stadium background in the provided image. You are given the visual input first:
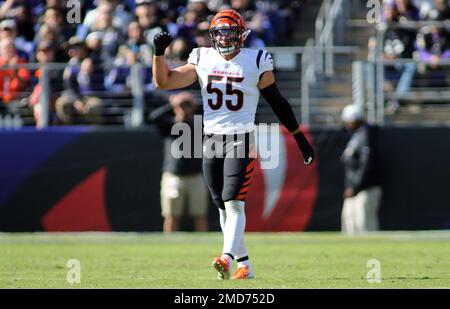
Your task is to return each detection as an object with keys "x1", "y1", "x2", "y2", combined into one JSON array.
[{"x1": 0, "y1": 0, "x2": 449, "y2": 233}]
